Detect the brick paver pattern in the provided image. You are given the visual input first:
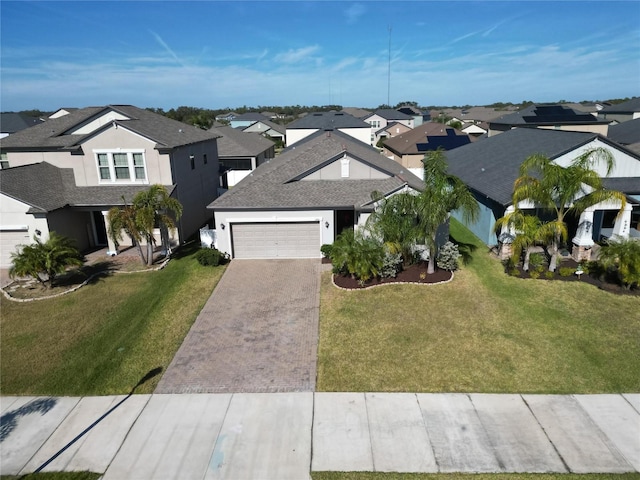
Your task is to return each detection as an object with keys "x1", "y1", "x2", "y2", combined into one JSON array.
[{"x1": 155, "y1": 259, "x2": 324, "y2": 393}]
